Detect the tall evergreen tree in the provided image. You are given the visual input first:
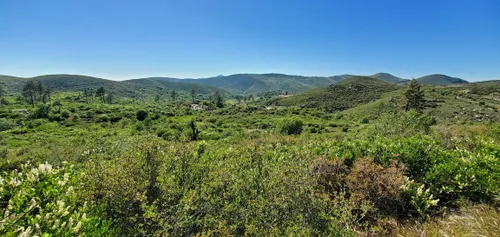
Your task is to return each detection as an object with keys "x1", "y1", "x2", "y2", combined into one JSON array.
[
  {"x1": 154, "y1": 94, "x2": 161, "y2": 103},
  {"x1": 171, "y1": 90, "x2": 177, "y2": 102},
  {"x1": 214, "y1": 91, "x2": 224, "y2": 108},
  {"x1": 96, "y1": 87, "x2": 106, "y2": 103},
  {"x1": 35, "y1": 80, "x2": 44, "y2": 100},
  {"x1": 84, "y1": 88, "x2": 93, "y2": 104},
  {"x1": 22, "y1": 81, "x2": 37, "y2": 107},
  {"x1": 106, "y1": 92, "x2": 114, "y2": 104},
  {"x1": 42, "y1": 88, "x2": 51, "y2": 104},
  {"x1": 191, "y1": 89, "x2": 196, "y2": 103},
  {"x1": 0, "y1": 84, "x2": 5, "y2": 98},
  {"x1": 404, "y1": 79, "x2": 425, "y2": 112}
]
